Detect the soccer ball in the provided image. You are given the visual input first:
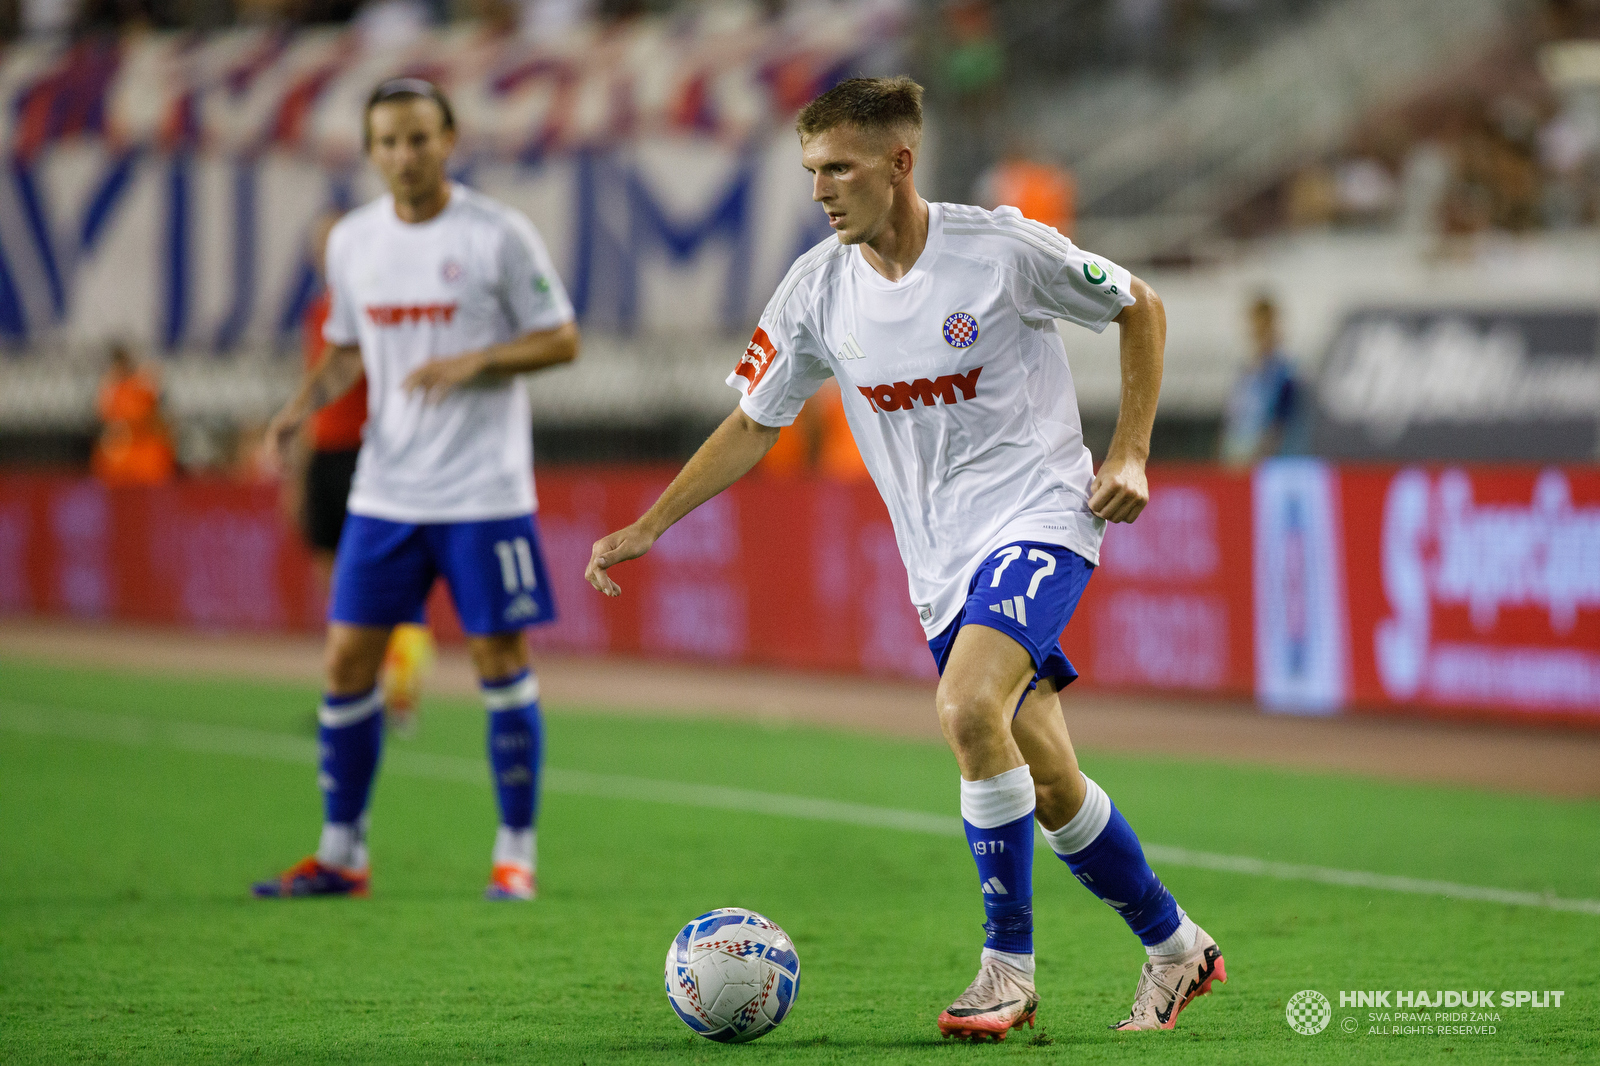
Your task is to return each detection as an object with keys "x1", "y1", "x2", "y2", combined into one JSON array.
[{"x1": 664, "y1": 908, "x2": 801, "y2": 1043}]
